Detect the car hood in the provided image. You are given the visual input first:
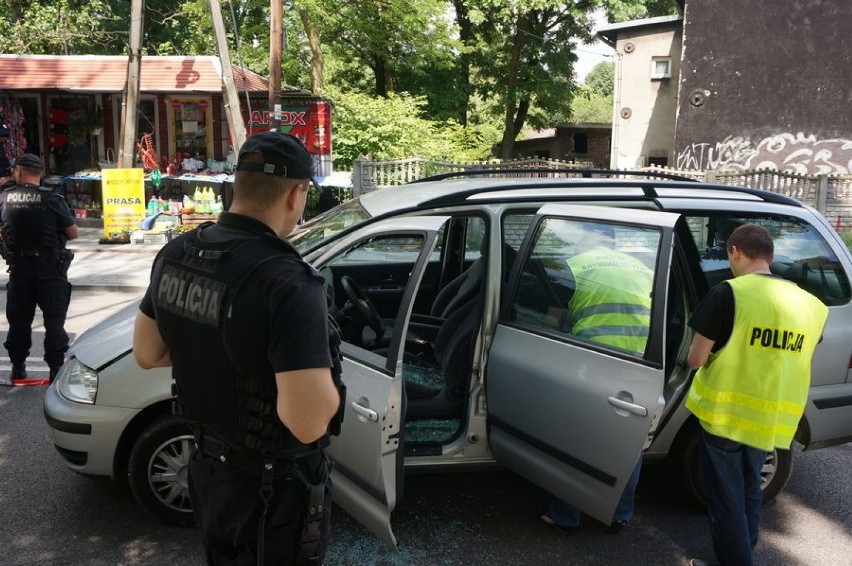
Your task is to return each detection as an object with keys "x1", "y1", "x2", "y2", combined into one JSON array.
[{"x1": 69, "y1": 299, "x2": 140, "y2": 370}]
